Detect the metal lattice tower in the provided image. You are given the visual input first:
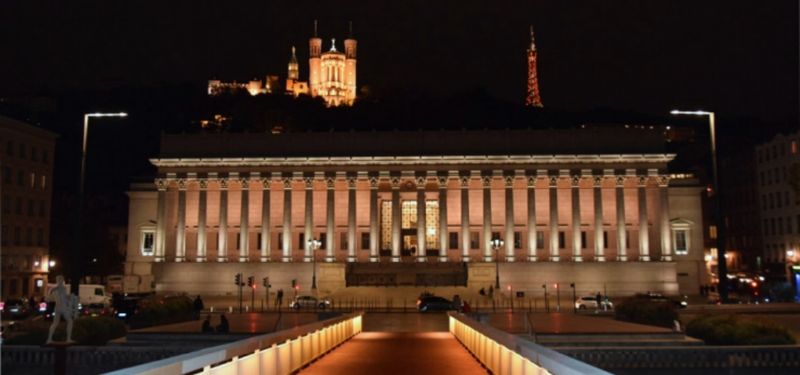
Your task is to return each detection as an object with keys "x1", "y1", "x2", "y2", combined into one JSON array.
[{"x1": 525, "y1": 25, "x2": 543, "y2": 107}]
